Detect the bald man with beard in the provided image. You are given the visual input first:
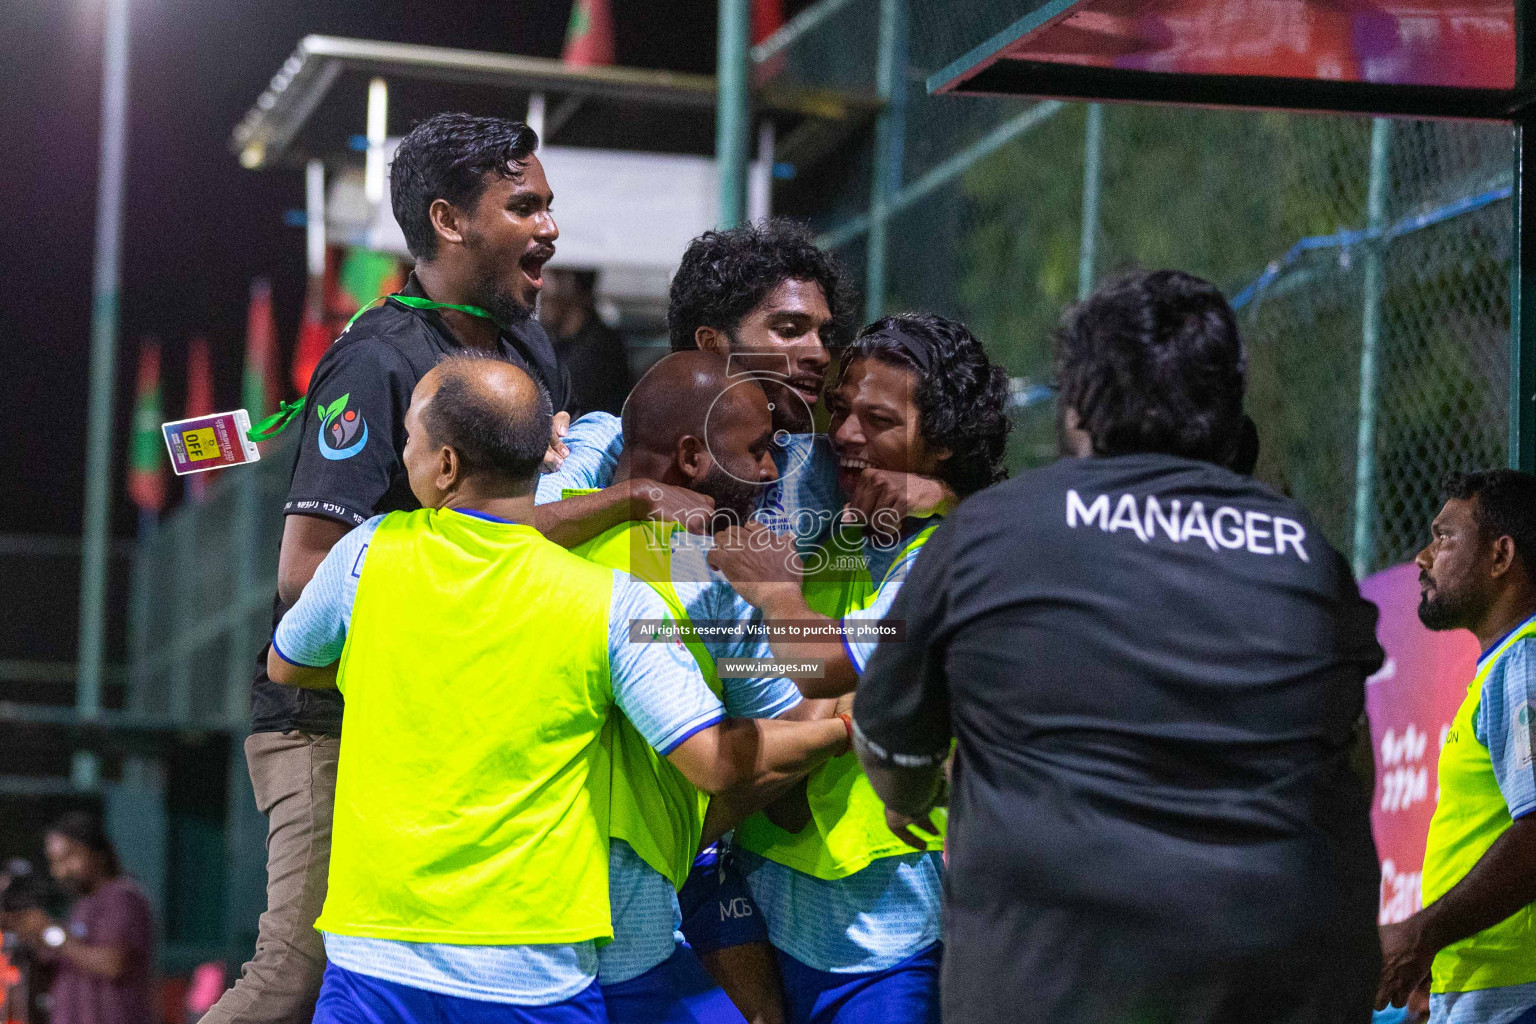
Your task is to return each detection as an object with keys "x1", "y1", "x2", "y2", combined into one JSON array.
[{"x1": 554, "y1": 352, "x2": 838, "y2": 1024}]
